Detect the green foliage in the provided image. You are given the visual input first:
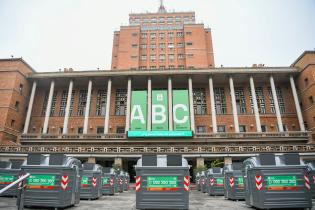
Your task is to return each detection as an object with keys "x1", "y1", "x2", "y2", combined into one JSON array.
[
  {"x1": 193, "y1": 165, "x2": 207, "y2": 175},
  {"x1": 211, "y1": 159, "x2": 224, "y2": 168}
]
